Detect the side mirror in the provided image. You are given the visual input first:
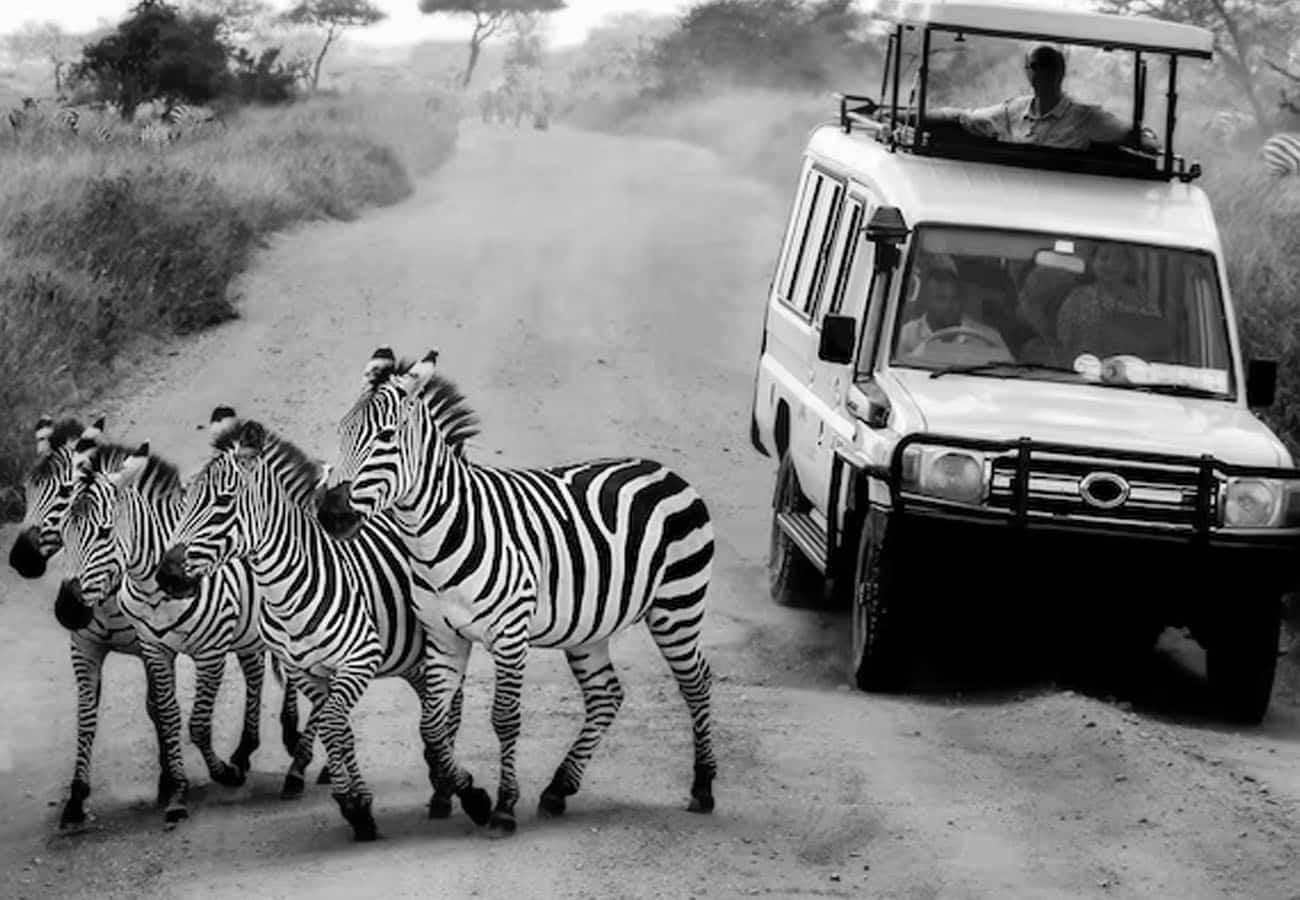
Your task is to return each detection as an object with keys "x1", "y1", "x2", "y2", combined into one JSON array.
[
  {"x1": 1246, "y1": 359, "x2": 1277, "y2": 408},
  {"x1": 818, "y1": 314, "x2": 856, "y2": 365}
]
